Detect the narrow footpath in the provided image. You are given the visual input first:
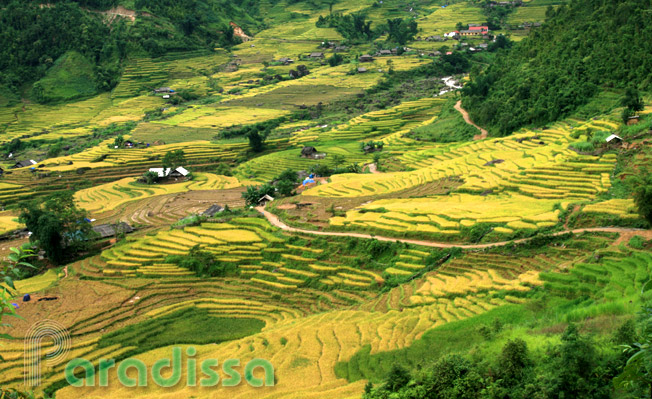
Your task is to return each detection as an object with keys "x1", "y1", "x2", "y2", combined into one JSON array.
[
  {"x1": 257, "y1": 206, "x2": 649, "y2": 249},
  {"x1": 455, "y1": 100, "x2": 488, "y2": 140}
]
